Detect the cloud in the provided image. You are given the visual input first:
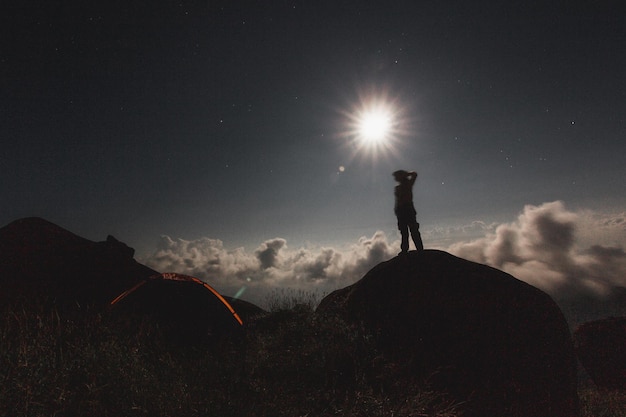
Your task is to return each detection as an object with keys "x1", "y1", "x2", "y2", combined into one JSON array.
[
  {"x1": 255, "y1": 238, "x2": 286, "y2": 269},
  {"x1": 144, "y1": 231, "x2": 398, "y2": 308},
  {"x1": 423, "y1": 221, "x2": 498, "y2": 248},
  {"x1": 447, "y1": 201, "x2": 626, "y2": 299},
  {"x1": 143, "y1": 201, "x2": 626, "y2": 314}
]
